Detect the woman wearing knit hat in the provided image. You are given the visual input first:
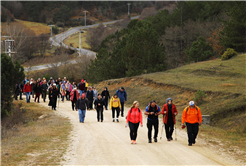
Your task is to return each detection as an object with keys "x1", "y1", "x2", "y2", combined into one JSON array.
[
  {"x1": 161, "y1": 98, "x2": 178, "y2": 141},
  {"x1": 126, "y1": 101, "x2": 143, "y2": 144}
]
